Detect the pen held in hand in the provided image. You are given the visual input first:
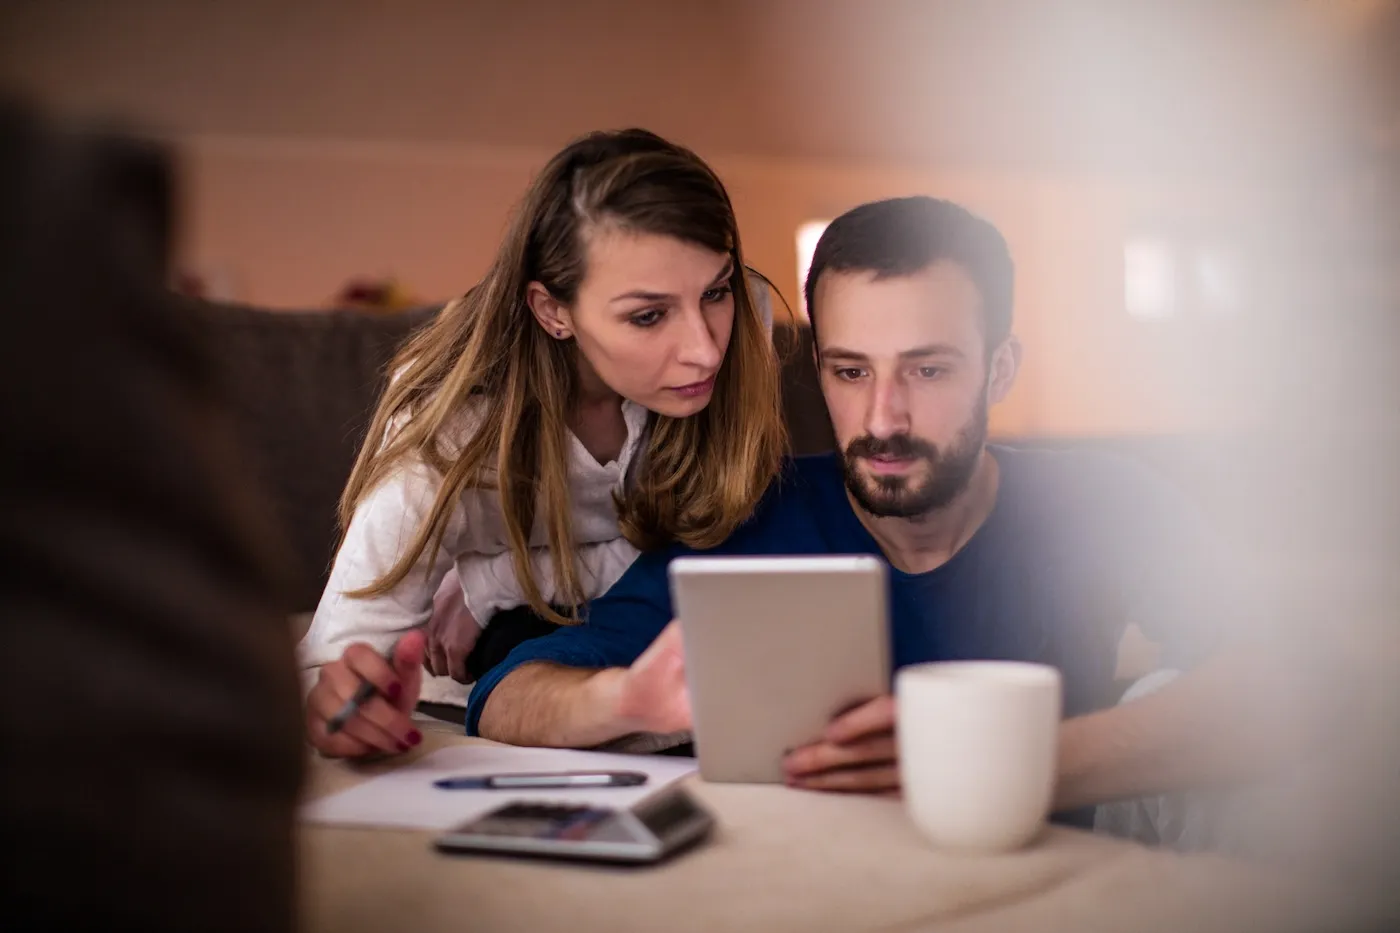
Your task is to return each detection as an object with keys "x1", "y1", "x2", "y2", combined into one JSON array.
[{"x1": 326, "y1": 636, "x2": 403, "y2": 735}]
